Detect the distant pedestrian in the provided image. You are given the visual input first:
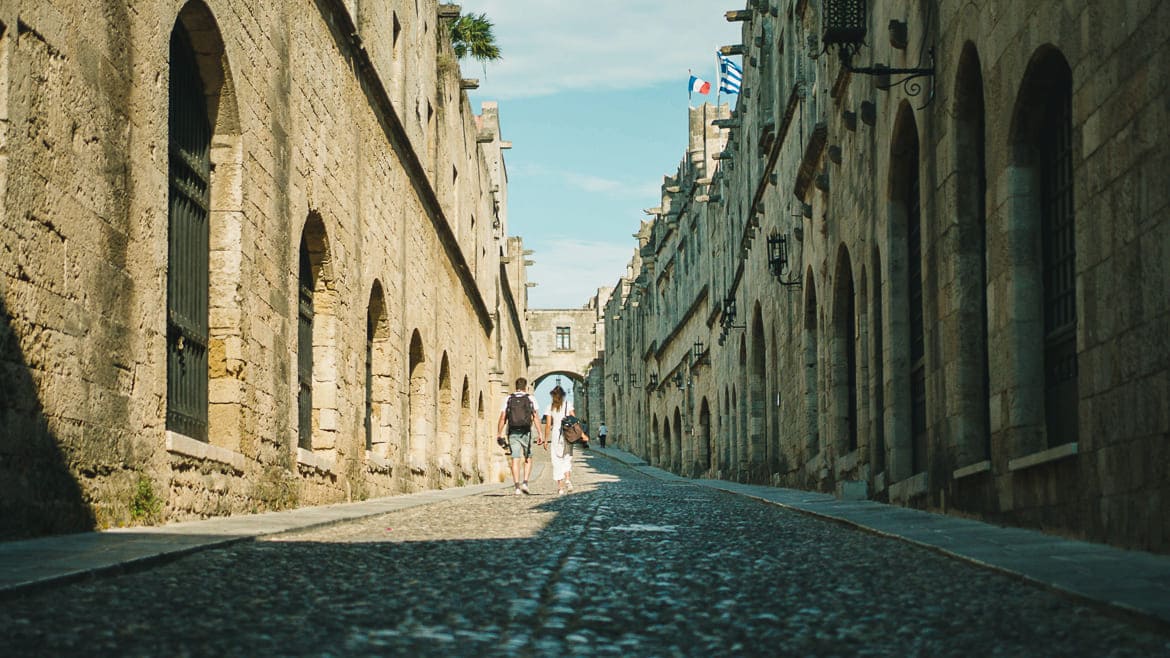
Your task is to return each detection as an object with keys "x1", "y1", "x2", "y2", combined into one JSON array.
[
  {"x1": 597, "y1": 422, "x2": 608, "y2": 448},
  {"x1": 543, "y1": 385, "x2": 587, "y2": 496},
  {"x1": 497, "y1": 377, "x2": 543, "y2": 495}
]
